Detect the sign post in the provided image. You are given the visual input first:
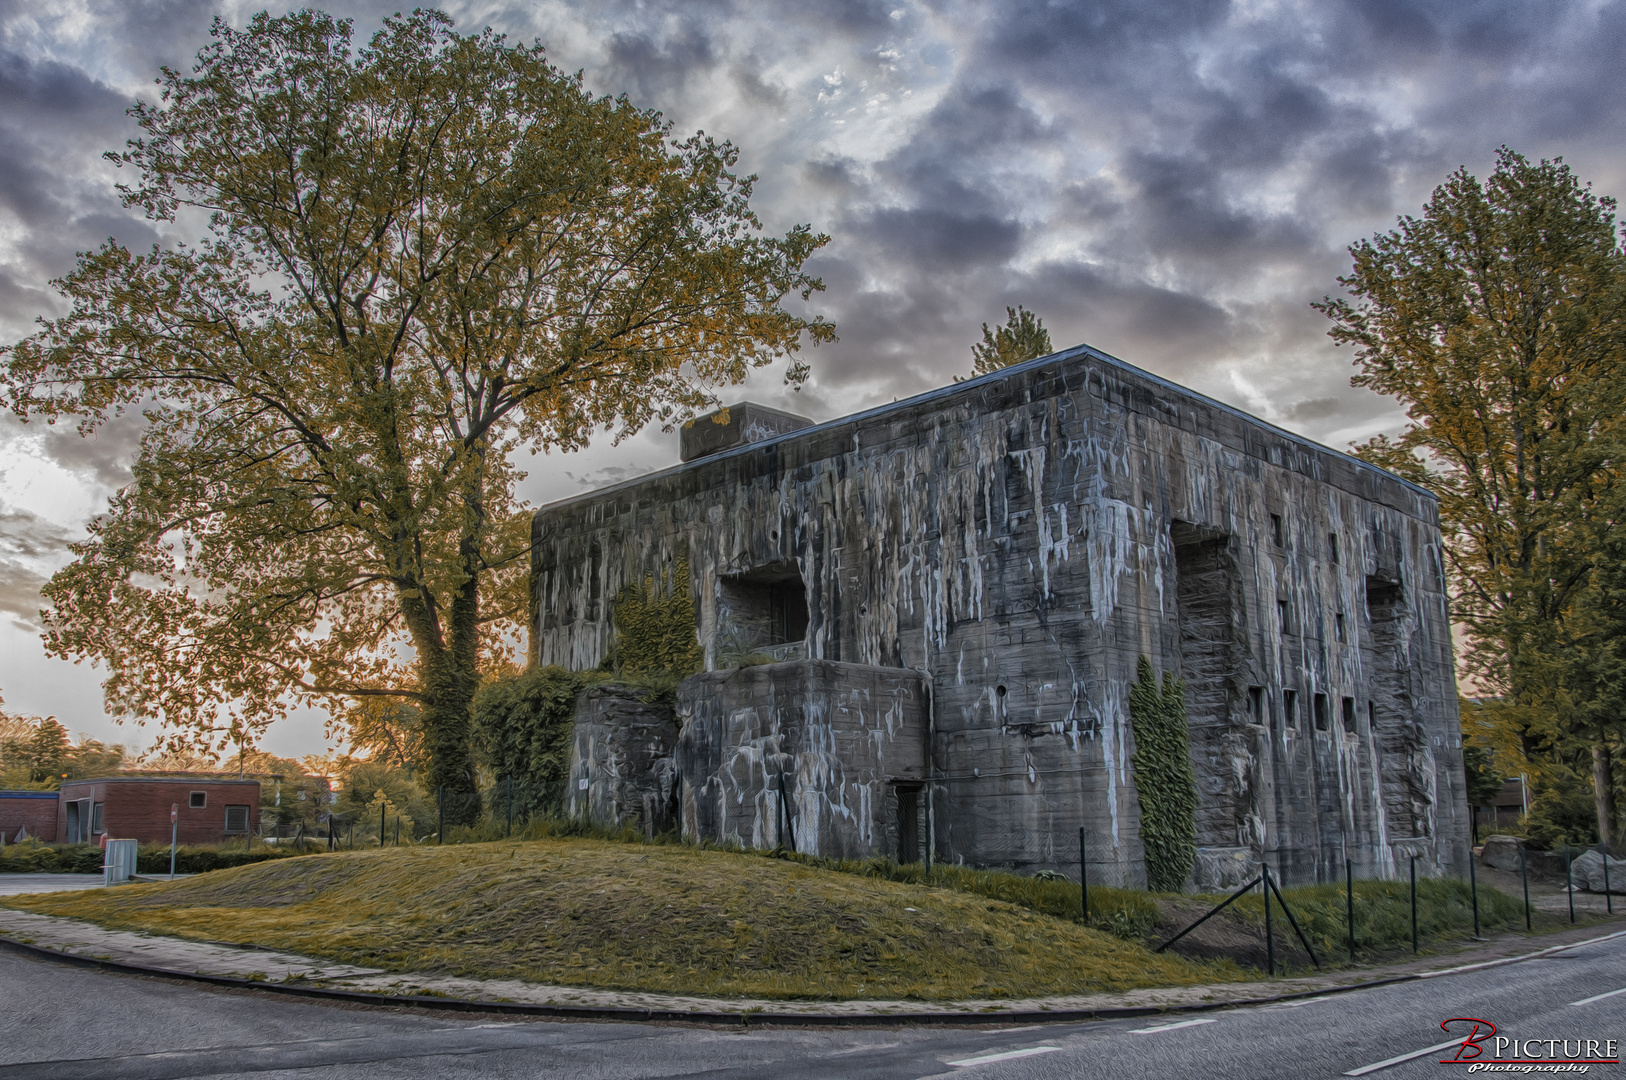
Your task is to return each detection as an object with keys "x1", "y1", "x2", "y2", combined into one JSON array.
[{"x1": 169, "y1": 803, "x2": 178, "y2": 880}]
